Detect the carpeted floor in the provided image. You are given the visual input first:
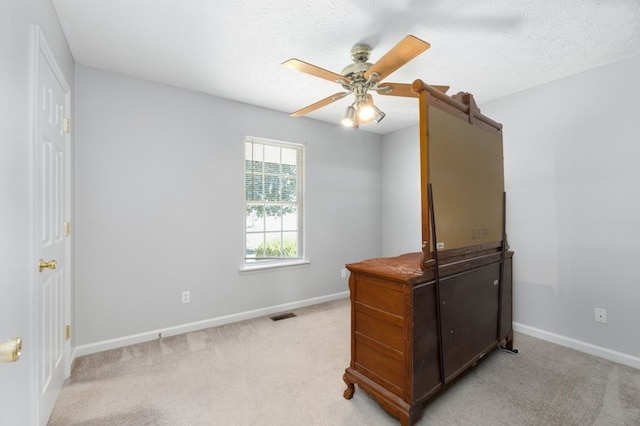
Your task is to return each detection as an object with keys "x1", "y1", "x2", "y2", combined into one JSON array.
[{"x1": 49, "y1": 298, "x2": 640, "y2": 425}]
